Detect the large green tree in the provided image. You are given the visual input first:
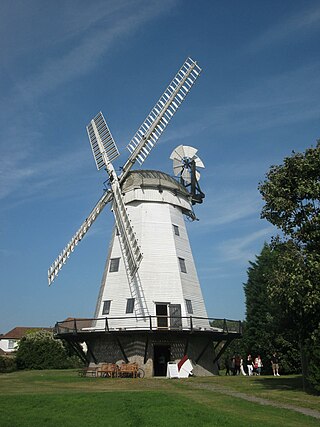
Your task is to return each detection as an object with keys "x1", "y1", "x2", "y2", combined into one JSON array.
[
  {"x1": 243, "y1": 243, "x2": 300, "y2": 374},
  {"x1": 259, "y1": 142, "x2": 320, "y2": 250},
  {"x1": 258, "y1": 141, "x2": 320, "y2": 390}
]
